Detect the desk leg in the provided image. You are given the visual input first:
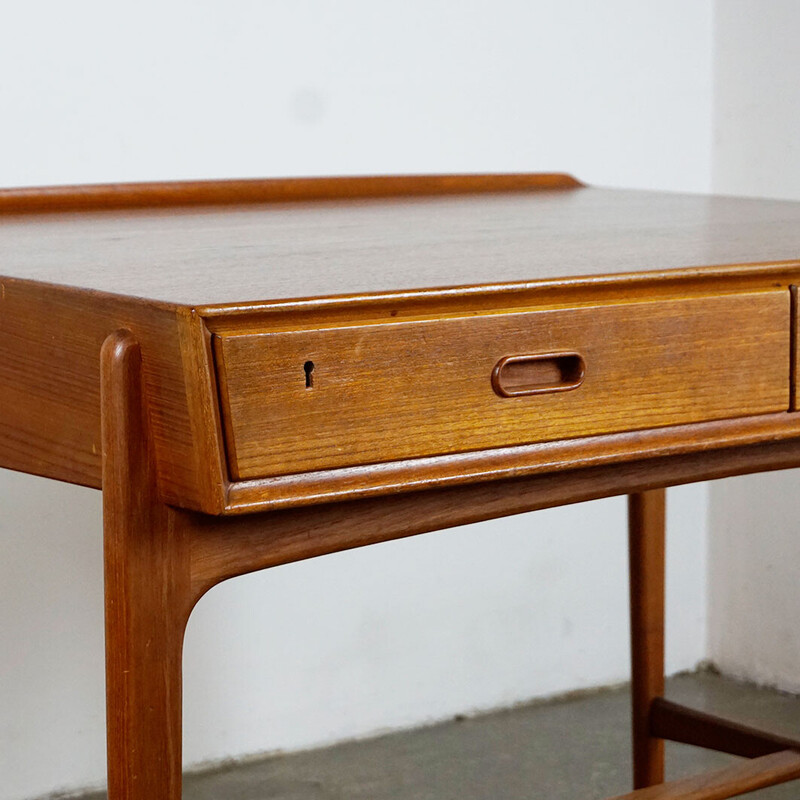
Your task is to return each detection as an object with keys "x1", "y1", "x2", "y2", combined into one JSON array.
[
  {"x1": 102, "y1": 331, "x2": 192, "y2": 800},
  {"x1": 628, "y1": 489, "x2": 666, "y2": 789}
]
